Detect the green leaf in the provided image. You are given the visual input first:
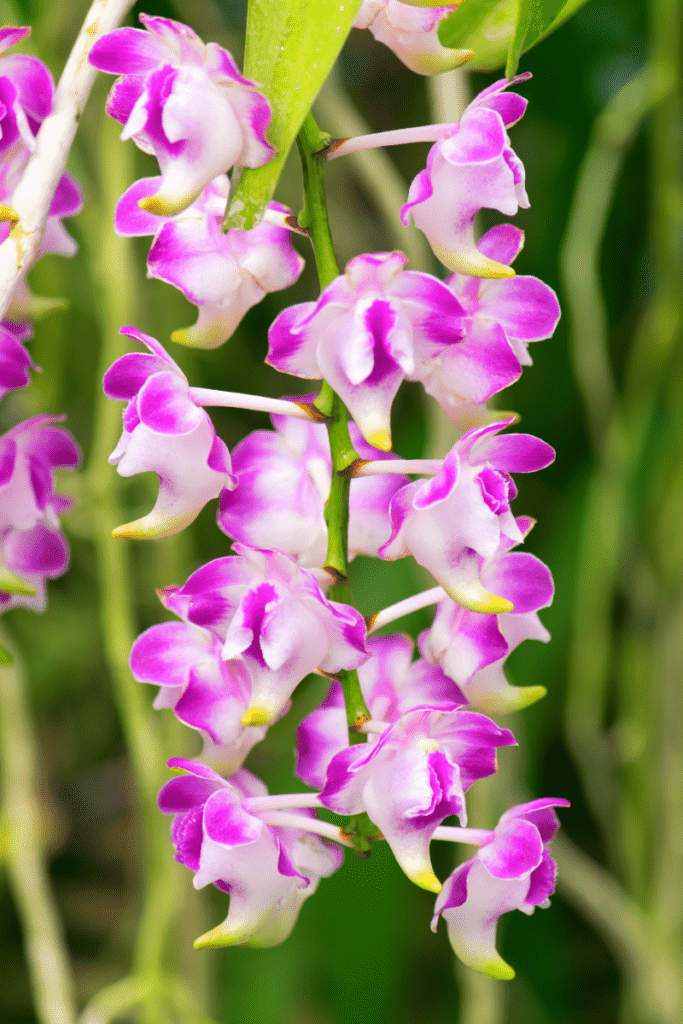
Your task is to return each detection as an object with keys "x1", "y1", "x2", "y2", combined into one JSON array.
[
  {"x1": 224, "y1": 0, "x2": 363, "y2": 231},
  {"x1": 437, "y1": 0, "x2": 502, "y2": 51},
  {"x1": 0, "y1": 644, "x2": 13, "y2": 665},
  {"x1": 506, "y1": 0, "x2": 567, "y2": 78},
  {"x1": 438, "y1": 0, "x2": 593, "y2": 74}
]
